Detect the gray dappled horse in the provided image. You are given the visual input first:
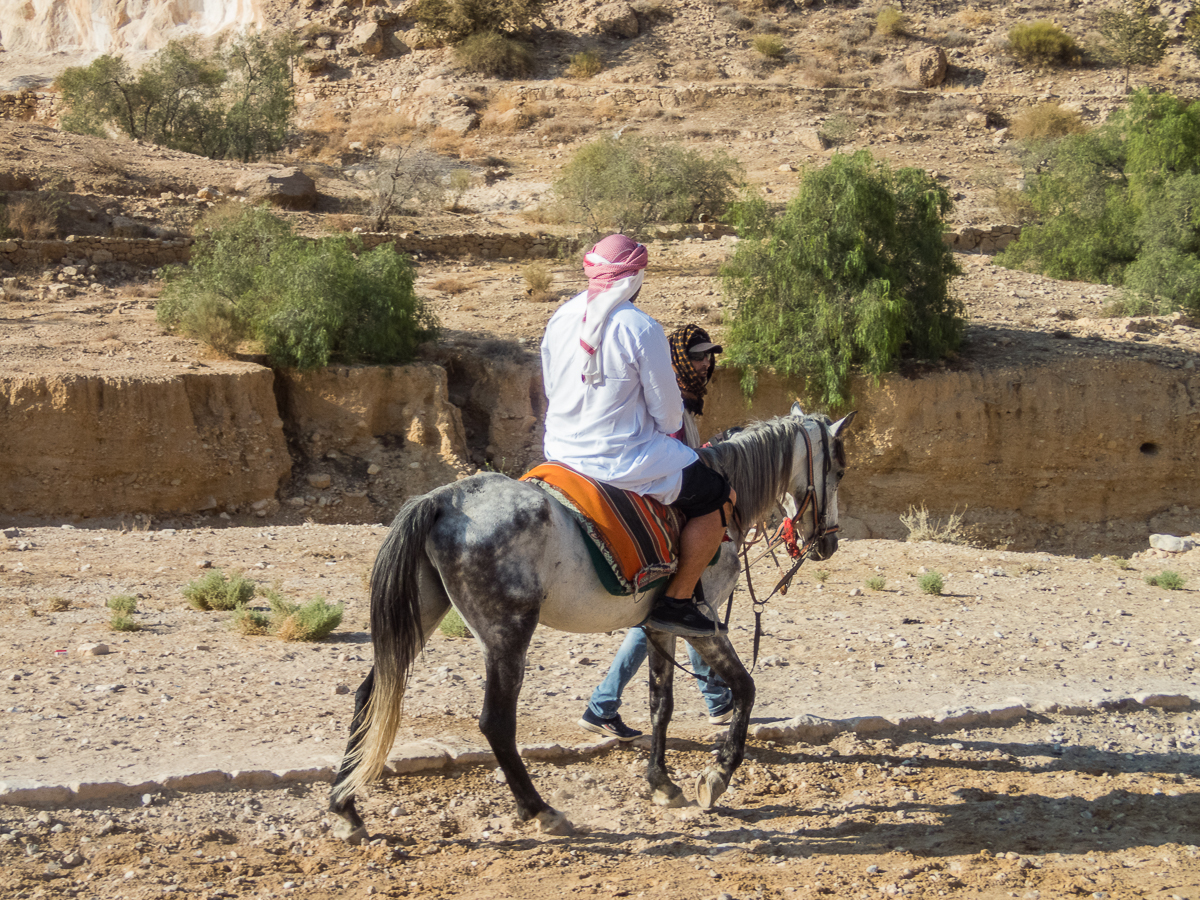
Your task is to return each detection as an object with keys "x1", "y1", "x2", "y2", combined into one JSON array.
[{"x1": 329, "y1": 403, "x2": 855, "y2": 842}]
